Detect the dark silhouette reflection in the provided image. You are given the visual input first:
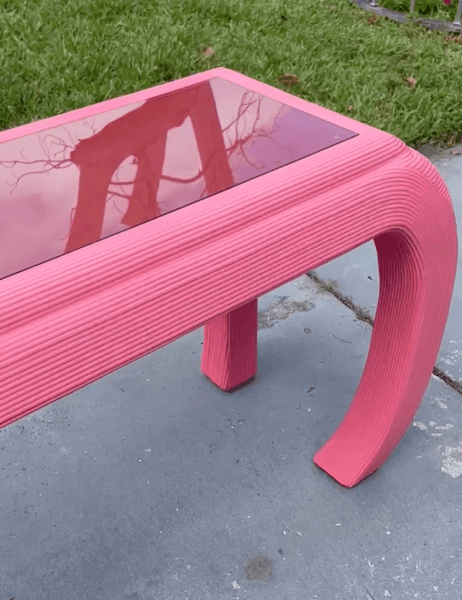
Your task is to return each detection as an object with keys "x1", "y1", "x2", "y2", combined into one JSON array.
[
  {"x1": 65, "y1": 80, "x2": 236, "y2": 251},
  {"x1": 0, "y1": 76, "x2": 358, "y2": 279}
]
